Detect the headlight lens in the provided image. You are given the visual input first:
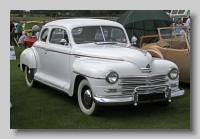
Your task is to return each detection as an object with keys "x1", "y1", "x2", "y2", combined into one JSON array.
[
  {"x1": 168, "y1": 68, "x2": 179, "y2": 80},
  {"x1": 106, "y1": 71, "x2": 118, "y2": 84}
]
